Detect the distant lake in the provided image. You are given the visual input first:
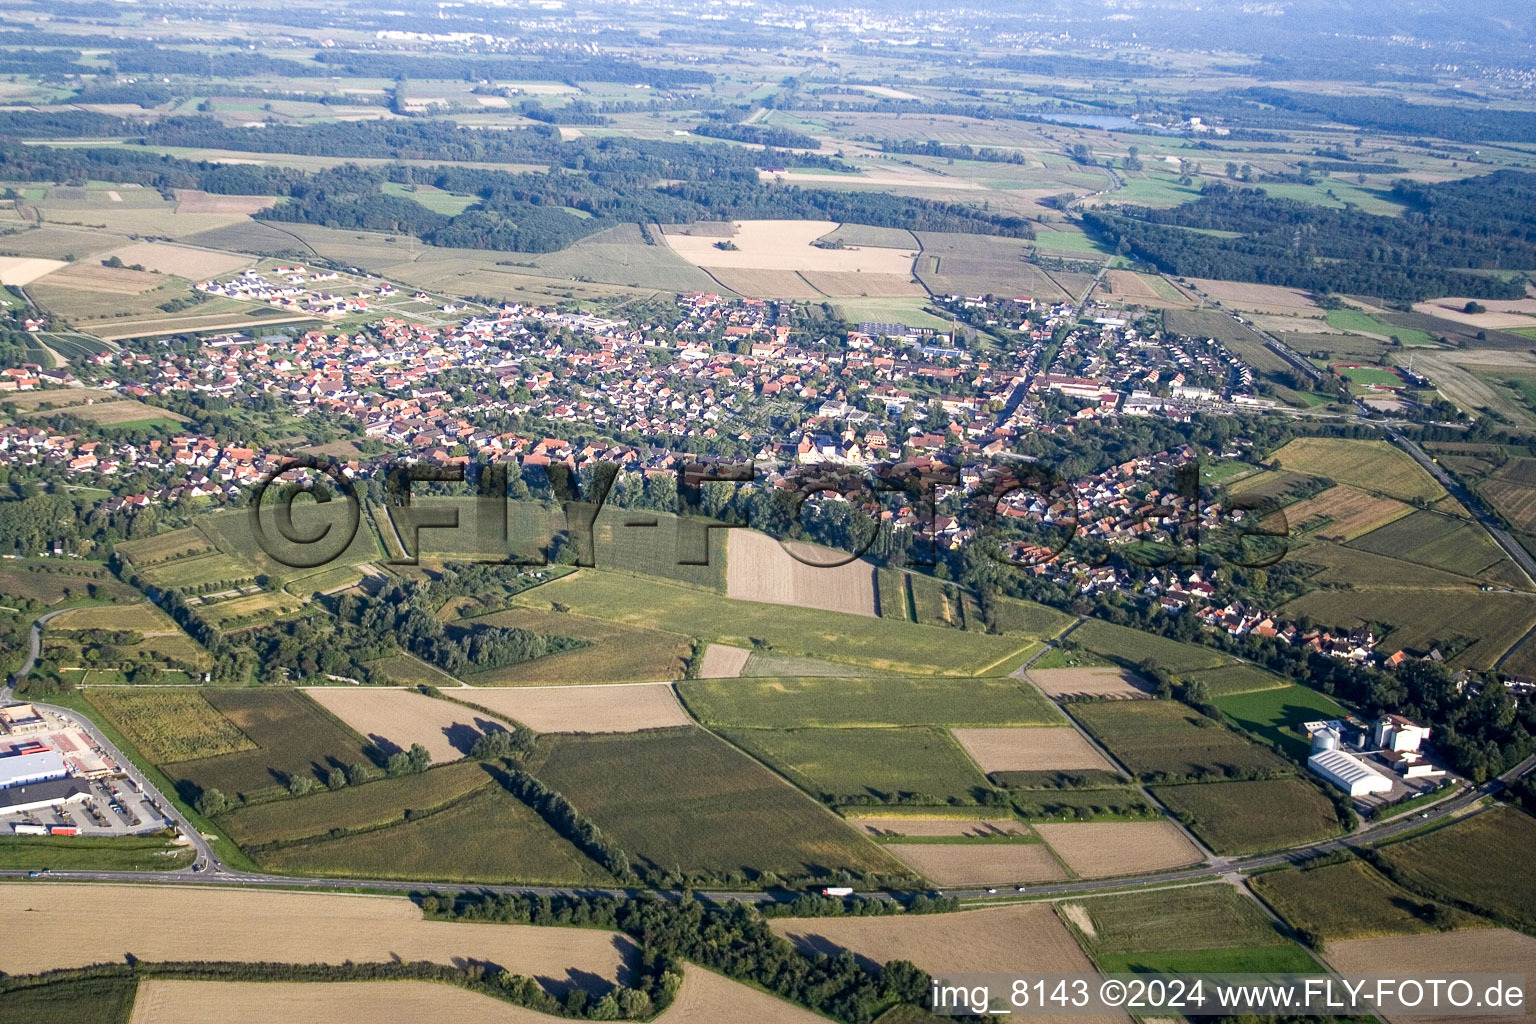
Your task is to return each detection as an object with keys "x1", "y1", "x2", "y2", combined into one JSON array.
[{"x1": 1024, "y1": 112, "x2": 1170, "y2": 133}]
